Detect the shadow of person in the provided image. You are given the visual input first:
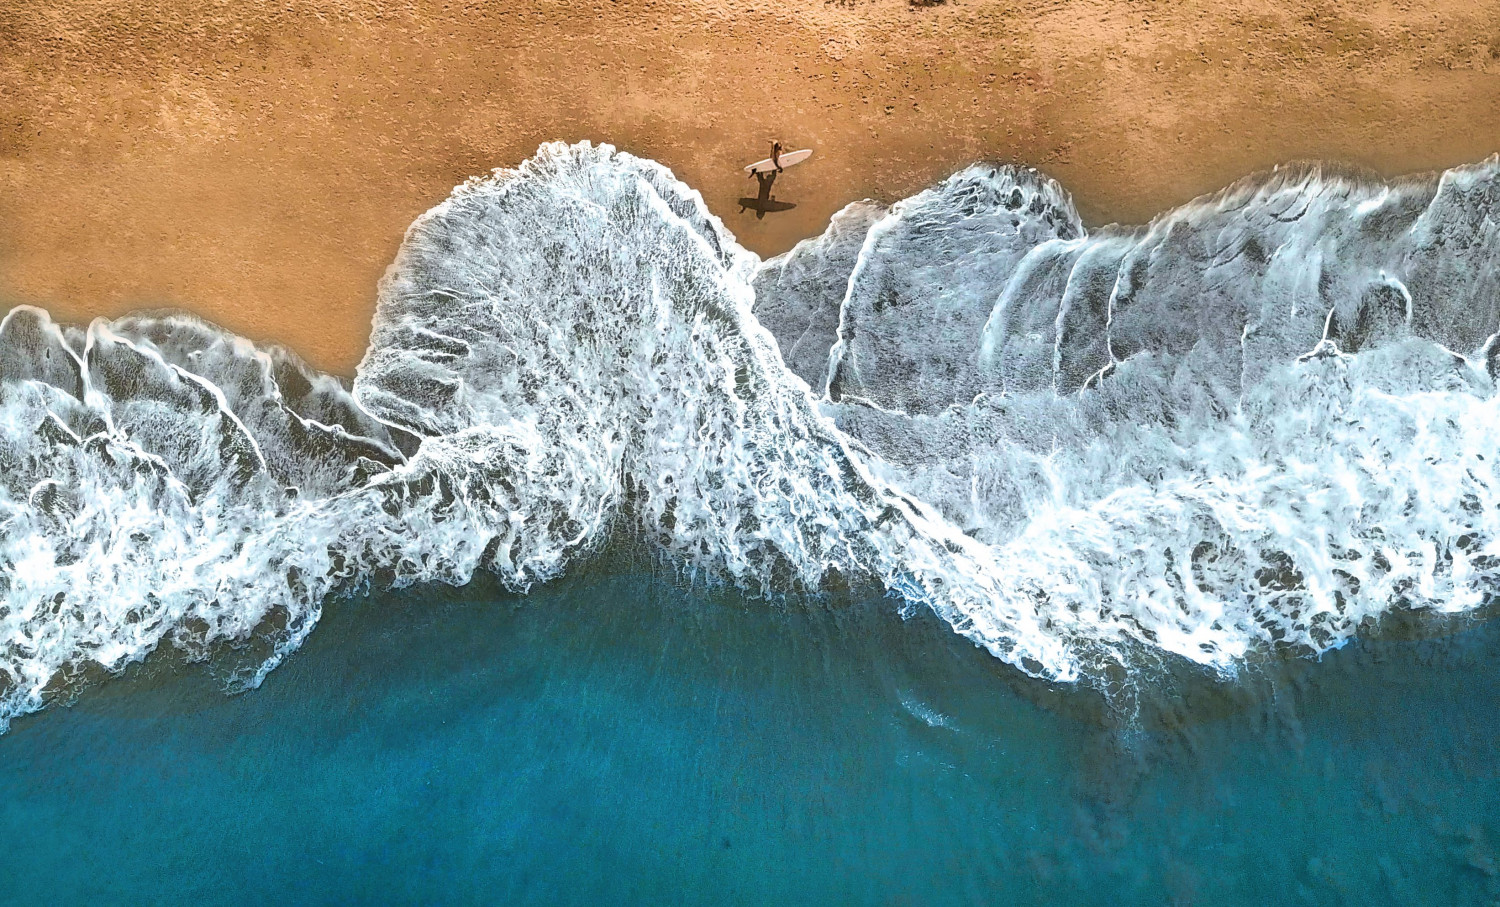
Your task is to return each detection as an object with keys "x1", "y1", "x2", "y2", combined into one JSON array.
[{"x1": 739, "y1": 169, "x2": 797, "y2": 220}]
